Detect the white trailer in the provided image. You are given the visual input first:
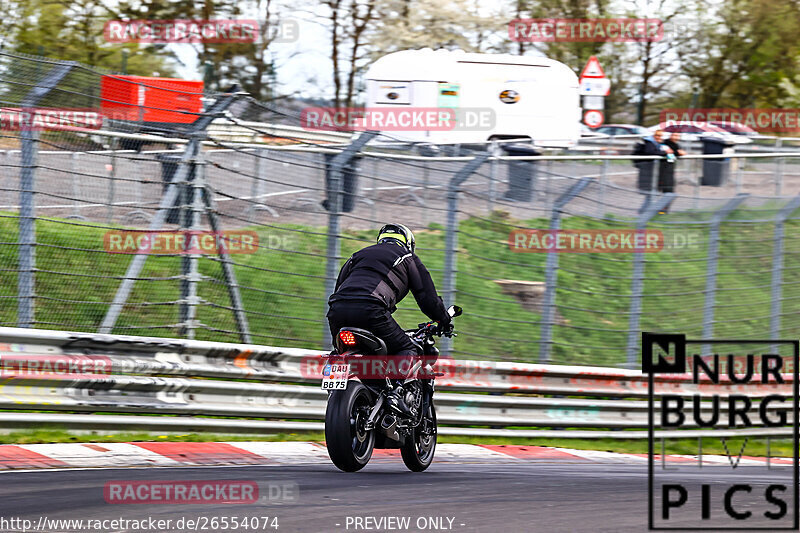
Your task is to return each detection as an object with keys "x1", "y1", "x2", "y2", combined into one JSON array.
[{"x1": 364, "y1": 49, "x2": 581, "y2": 147}]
